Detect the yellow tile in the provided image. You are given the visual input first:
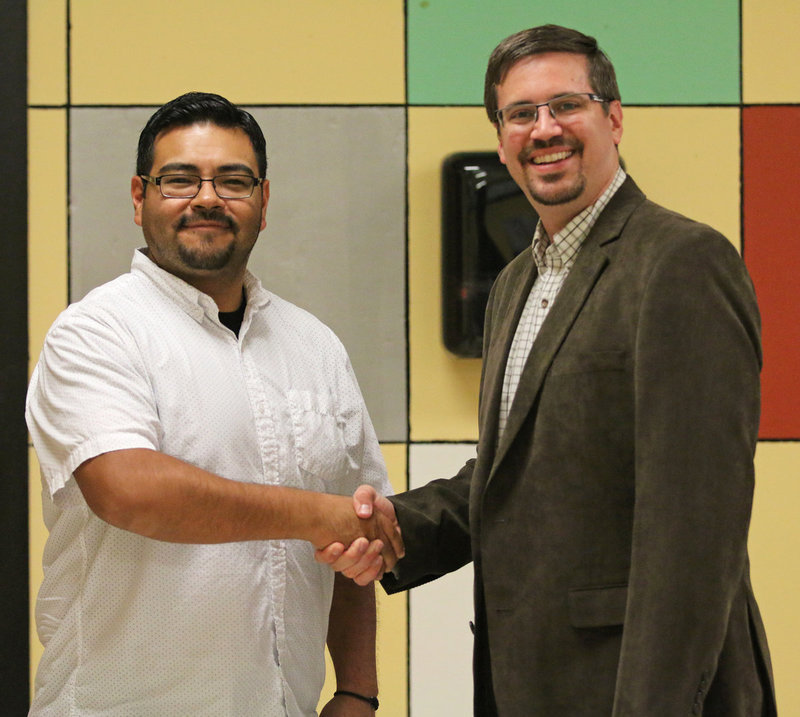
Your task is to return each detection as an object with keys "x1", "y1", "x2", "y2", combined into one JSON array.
[
  {"x1": 743, "y1": 0, "x2": 800, "y2": 103},
  {"x1": 408, "y1": 107, "x2": 497, "y2": 441},
  {"x1": 409, "y1": 106, "x2": 742, "y2": 441},
  {"x1": 28, "y1": 109, "x2": 68, "y2": 376},
  {"x1": 70, "y1": 0, "x2": 405, "y2": 104},
  {"x1": 319, "y1": 443, "x2": 408, "y2": 716},
  {"x1": 29, "y1": 448, "x2": 46, "y2": 696},
  {"x1": 28, "y1": 0, "x2": 68, "y2": 105},
  {"x1": 750, "y1": 442, "x2": 800, "y2": 714},
  {"x1": 621, "y1": 107, "x2": 741, "y2": 250},
  {"x1": 376, "y1": 443, "x2": 408, "y2": 717}
]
